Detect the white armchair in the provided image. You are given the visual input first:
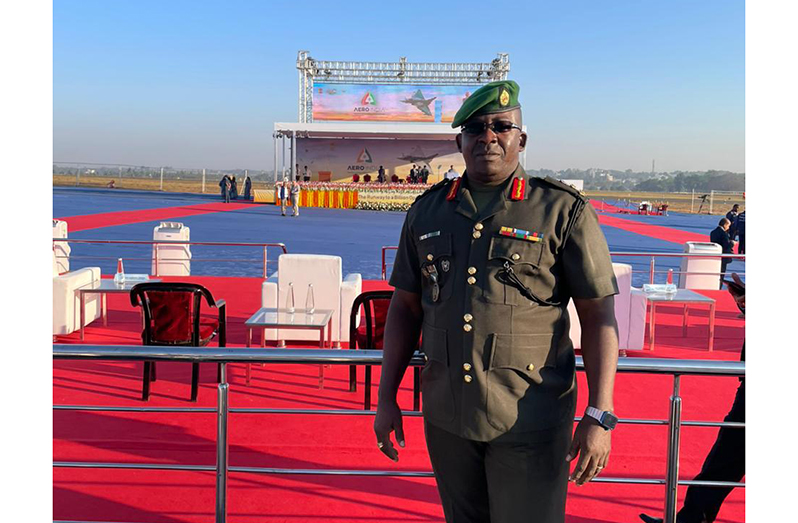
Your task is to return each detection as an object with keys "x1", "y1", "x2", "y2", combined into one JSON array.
[
  {"x1": 53, "y1": 250, "x2": 102, "y2": 336},
  {"x1": 261, "y1": 254, "x2": 362, "y2": 344},
  {"x1": 567, "y1": 263, "x2": 646, "y2": 353}
]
